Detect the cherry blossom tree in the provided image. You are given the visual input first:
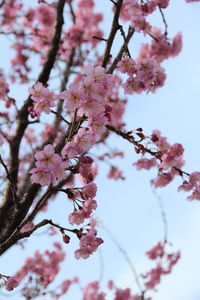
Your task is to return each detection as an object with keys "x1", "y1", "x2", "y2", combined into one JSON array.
[{"x1": 0, "y1": 0, "x2": 199, "y2": 299}]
